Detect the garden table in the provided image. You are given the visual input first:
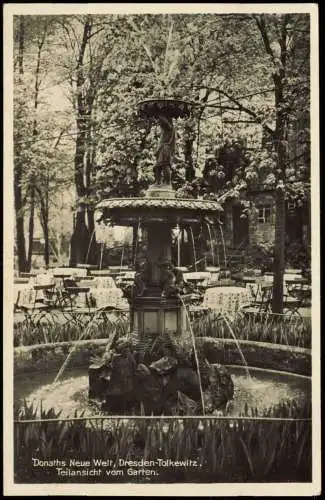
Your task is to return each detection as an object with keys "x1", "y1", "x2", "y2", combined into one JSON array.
[
  {"x1": 14, "y1": 281, "x2": 55, "y2": 309},
  {"x1": 85, "y1": 287, "x2": 129, "y2": 331},
  {"x1": 188, "y1": 286, "x2": 251, "y2": 336},
  {"x1": 184, "y1": 272, "x2": 211, "y2": 289},
  {"x1": 14, "y1": 278, "x2": 29, "y2": 285},
  {"x1": 90, "y1": 270, "x2": 112, "y2": 277},
  {"x1": 242, "y1": 276, "x2": 257, "y2": 284},
  {"x1": 19, "y1": 272, "x2": 38, "y2": 279},
  {"x1": 76, "y1": 264, "x2": 99, "y2": 275},
  {"x1": 52, "y1": 267, "x2": 88, "y2": 278},
  {"x1": 89, "y1": 286, "x2": 128, "y2": 310},
  {"x1": 92, "y1": 276, "x2": 117, "y2": 289},
  {"x1": 109, "y1": 266, "x2": 130, "y2": 278},
  {"x1": 202, "y1": 286, "x2": 251, "y2": 317}
]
